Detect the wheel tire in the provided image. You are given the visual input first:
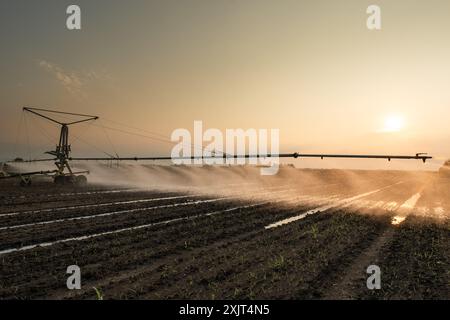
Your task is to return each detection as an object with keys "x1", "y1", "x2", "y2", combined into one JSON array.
[{"x1": 54, "y1": 176, "x2": 64, "y2": 185}]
